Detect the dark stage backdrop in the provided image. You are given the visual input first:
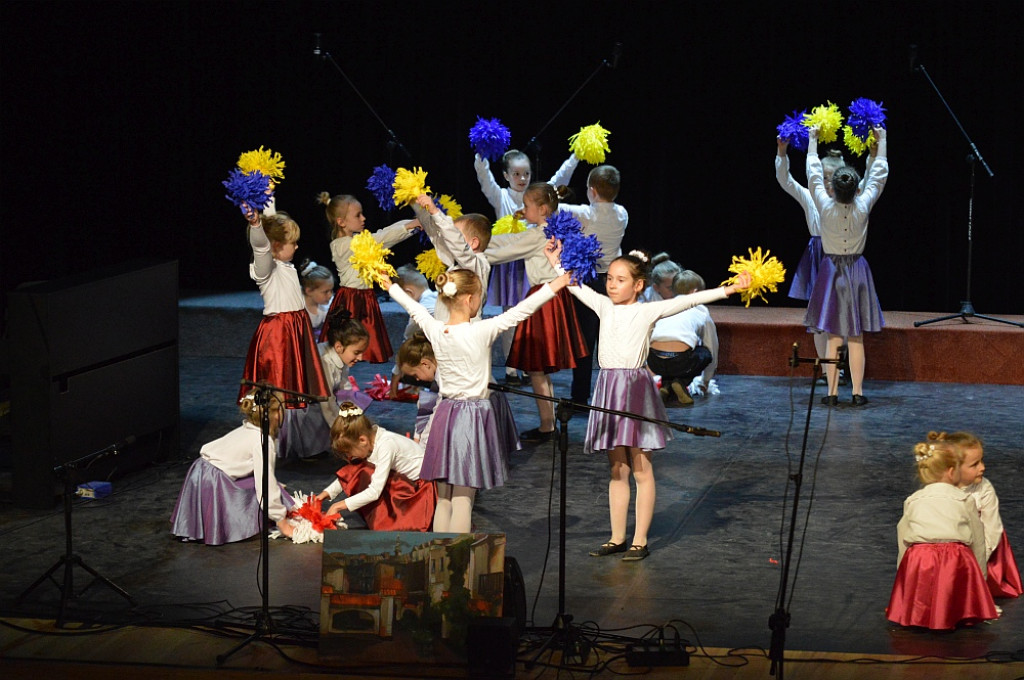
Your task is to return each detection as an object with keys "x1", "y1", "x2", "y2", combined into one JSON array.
[{"x1": 2, "y1": 1, "x2": 1022, "y2": 325}]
